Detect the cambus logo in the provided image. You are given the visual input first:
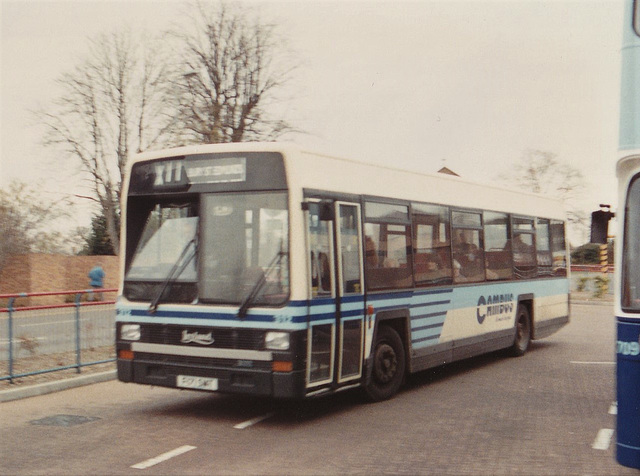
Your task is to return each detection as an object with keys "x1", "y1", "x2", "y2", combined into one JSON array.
[{"x1": 477, "y1": 294, "x2": 514, "y2": 324}]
